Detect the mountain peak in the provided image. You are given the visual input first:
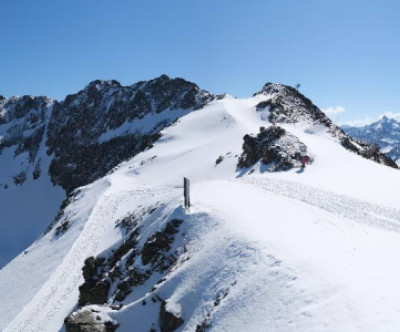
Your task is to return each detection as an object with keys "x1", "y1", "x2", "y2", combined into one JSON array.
[
  {"x1": 254, "y1": 82, "x2": 294, "y2": 97},
  {"x1": 254, "y1": 82, "x2": 332, "y2": 127},
  {"x1": 83, "y1": 79, "x2": 122, "y2": 92}
]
